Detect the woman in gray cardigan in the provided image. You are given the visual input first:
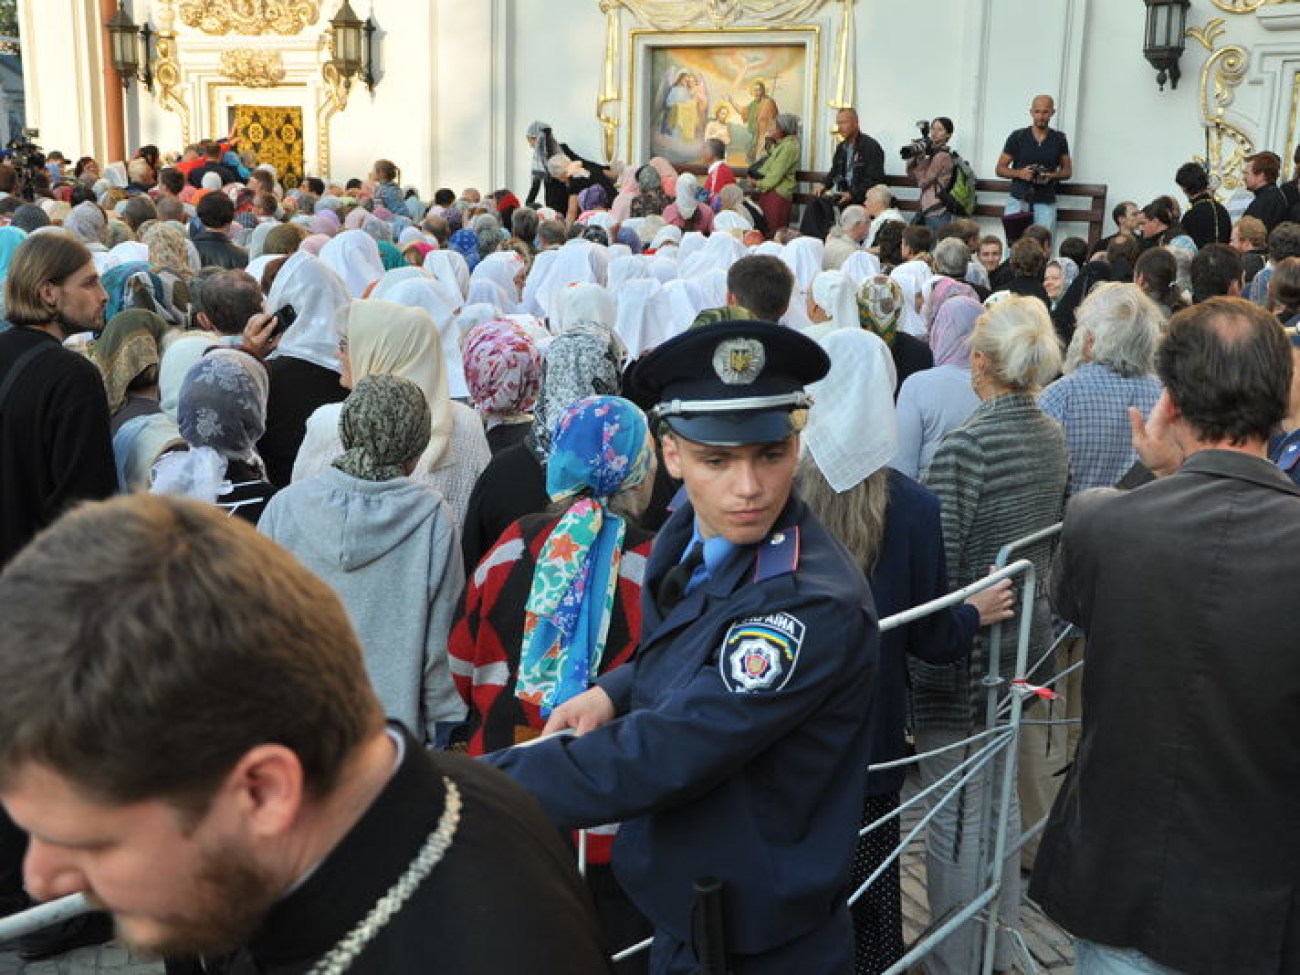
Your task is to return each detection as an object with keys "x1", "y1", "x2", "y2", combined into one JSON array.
[
  {"x1": 912, "y1": 295, "x2": 1068, "y2": 975},
  {"x1": 259, "y1": 374, "x2": 465, "y2": 748}
]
